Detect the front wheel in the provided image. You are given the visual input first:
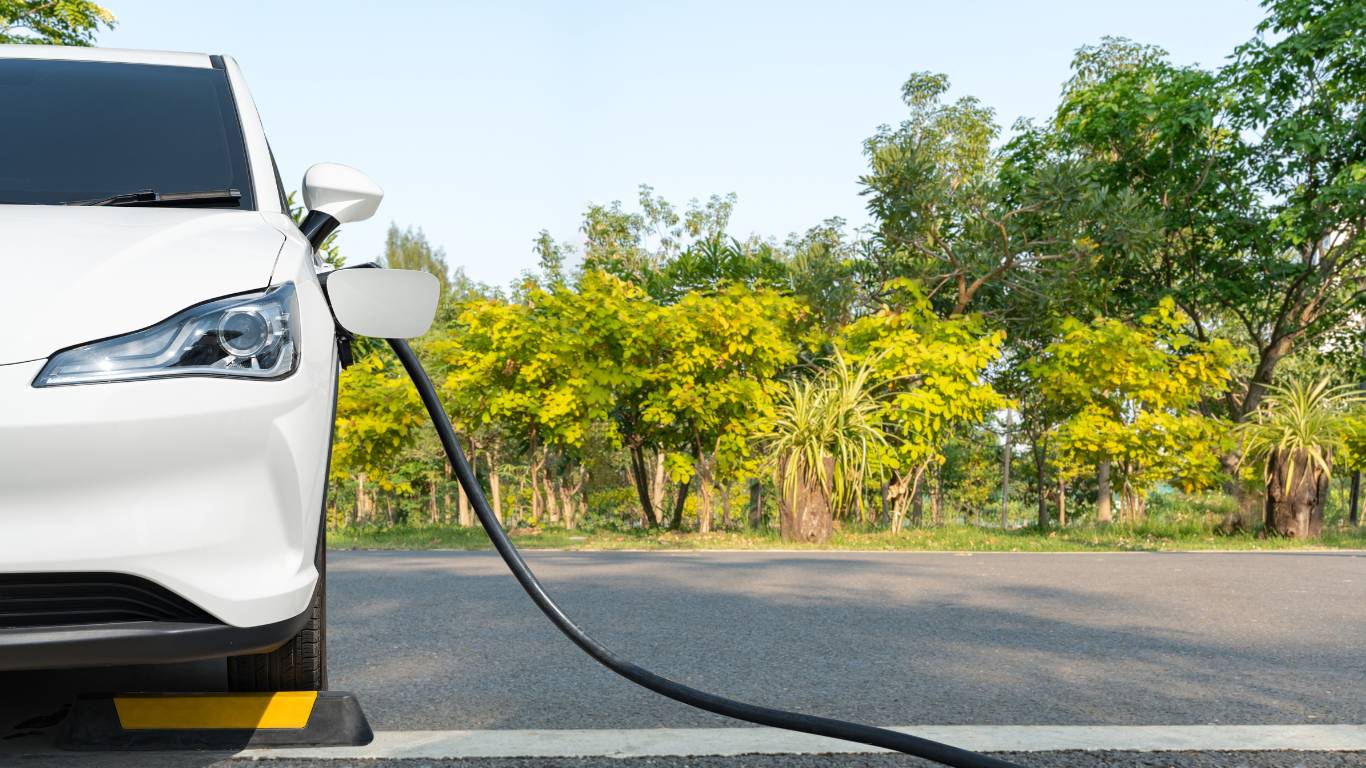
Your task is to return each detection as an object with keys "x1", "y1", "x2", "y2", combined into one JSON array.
[{"x1": 227, "y1": 533, "x2": 327, "y2": 691}]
